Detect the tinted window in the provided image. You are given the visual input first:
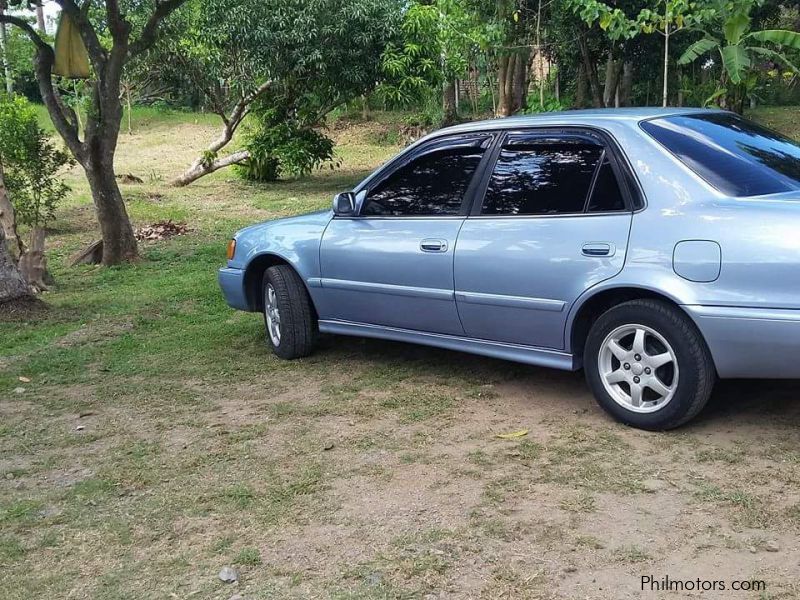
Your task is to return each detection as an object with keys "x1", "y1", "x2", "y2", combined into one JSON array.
[
  {"x1": 587, "y1": 157, "x2": 626, "y2": 212},
  {"x1": 481, "y1": 137, "x2": 603, "y2": 215},
  {"x1": 641, "y1": 113, "x2": 800, "y2": 197},
  {"x1": 363, "y1": 137, "x2": 488, "y2": 216}
]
